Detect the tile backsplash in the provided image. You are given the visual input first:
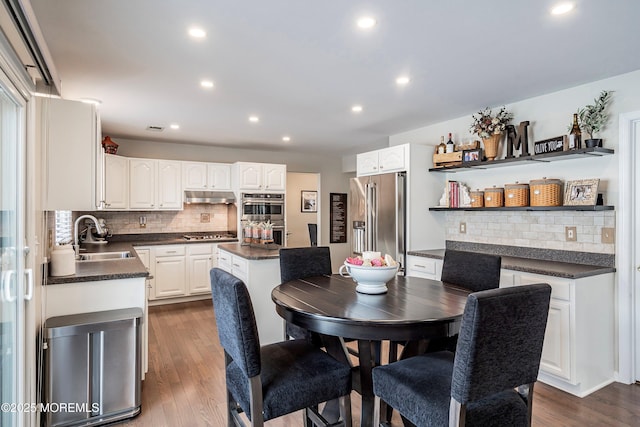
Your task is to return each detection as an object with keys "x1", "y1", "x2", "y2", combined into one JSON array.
[
  {"x1": 79, "y1": 204, "x2": 234, "y2": 235},
  {"x1": 444, "y1": 210, "x2": 615, "y2": 254}
]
